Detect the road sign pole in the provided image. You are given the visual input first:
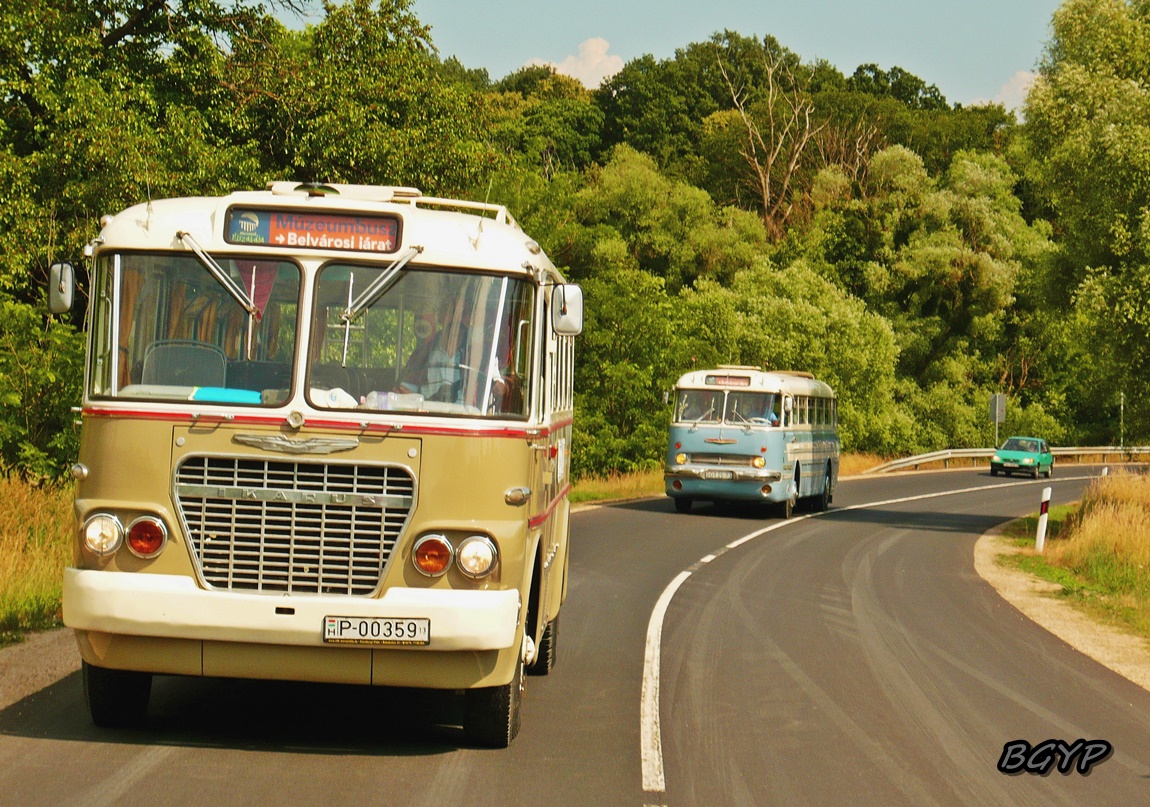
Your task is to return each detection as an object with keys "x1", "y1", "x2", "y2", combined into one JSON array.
[{"x1": 1035, "y1": 487, "x2": 1052, "y2": 553}]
